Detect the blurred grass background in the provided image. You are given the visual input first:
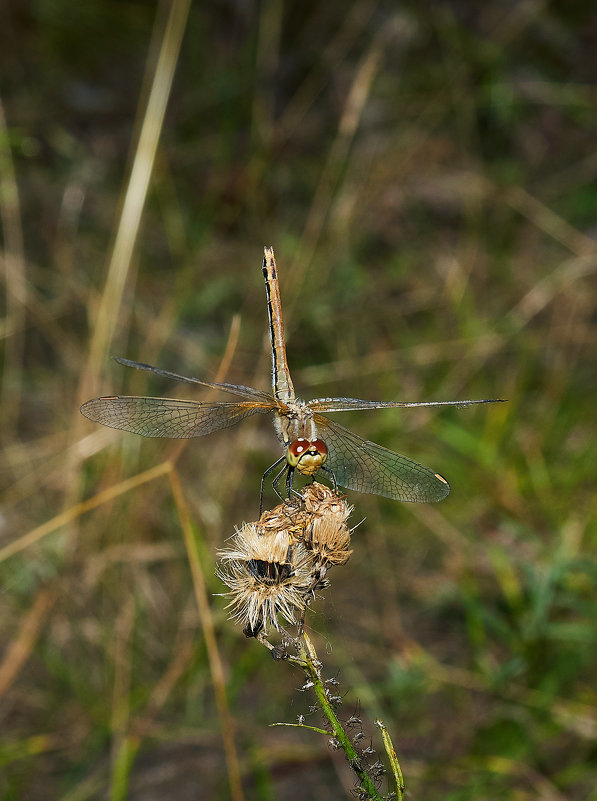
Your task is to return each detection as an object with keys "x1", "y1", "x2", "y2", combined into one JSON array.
[{"x1": 1, "y1": 0, "x2": 596, "y2": 799}]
